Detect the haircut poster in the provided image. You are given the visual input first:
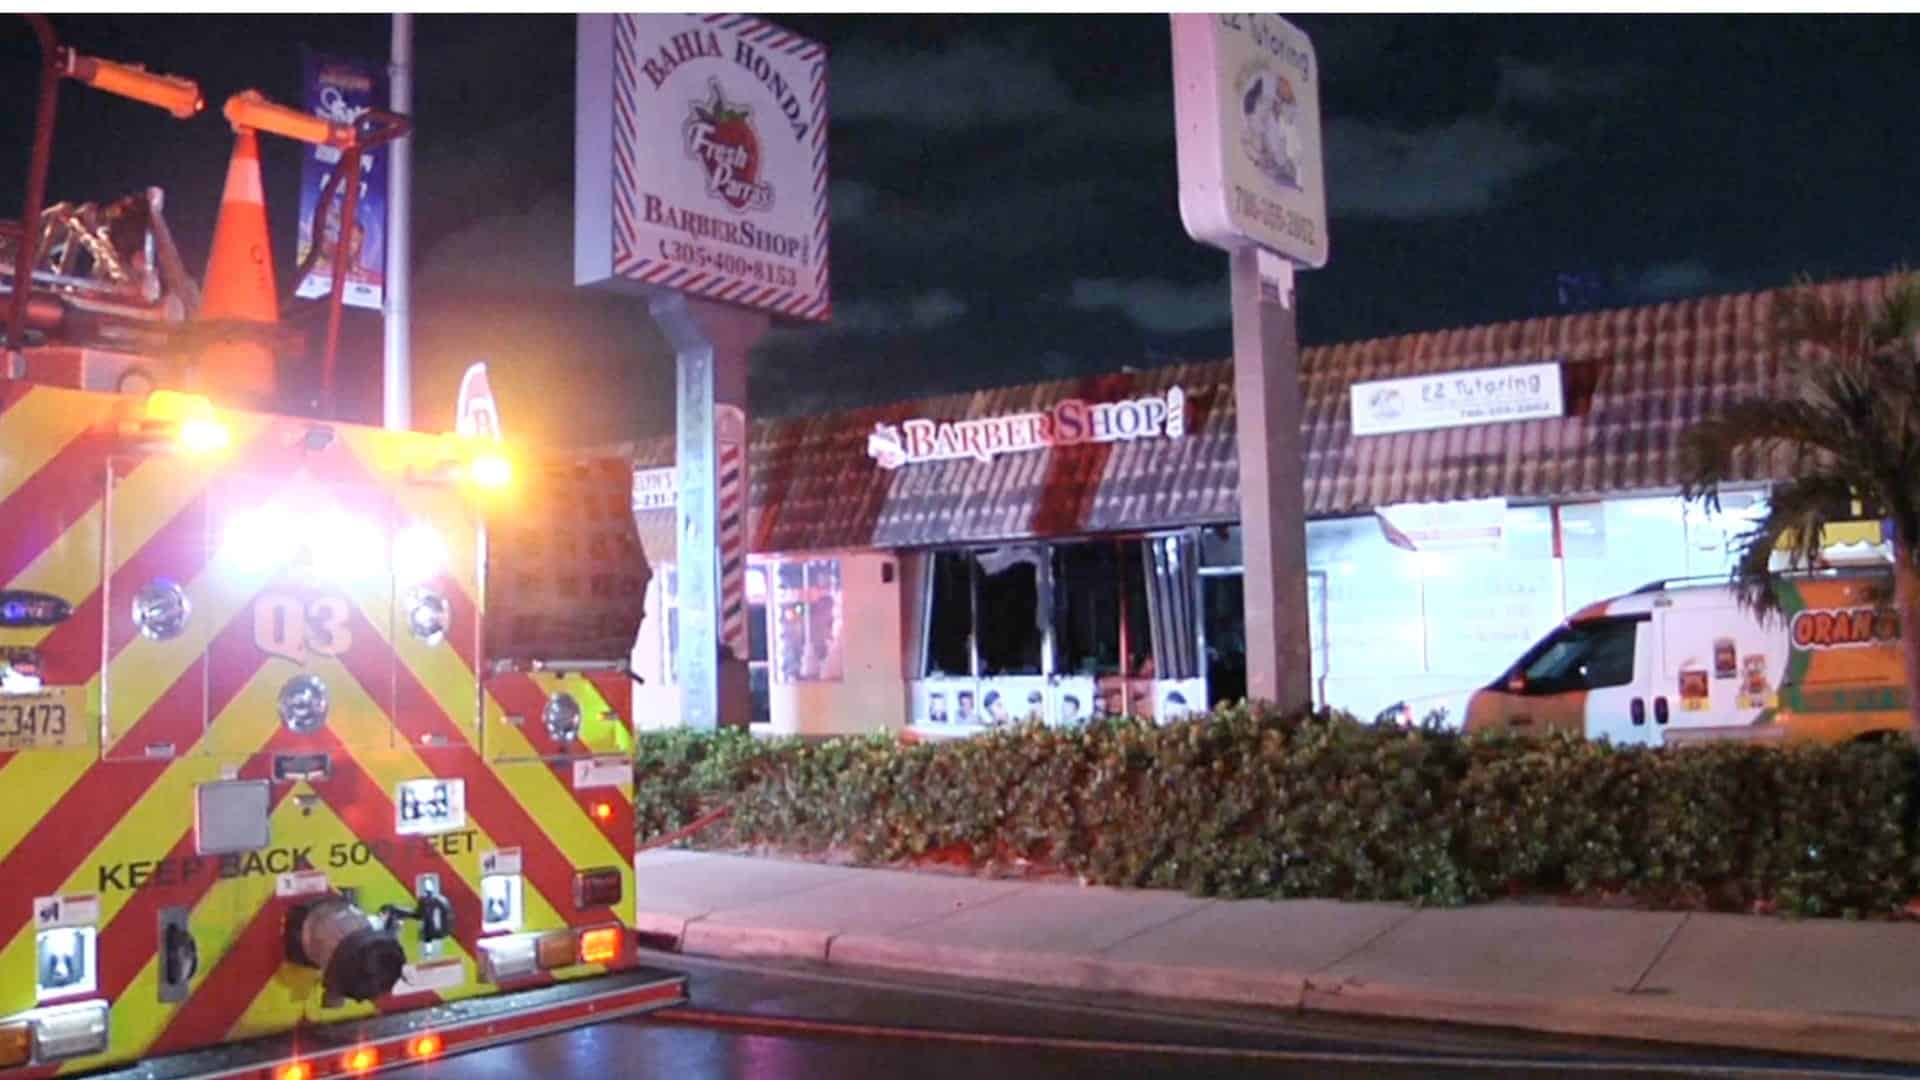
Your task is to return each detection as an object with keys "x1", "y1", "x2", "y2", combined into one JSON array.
[{"x1": 295, "y1": 47, "x2": 389, "y2": 310}]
